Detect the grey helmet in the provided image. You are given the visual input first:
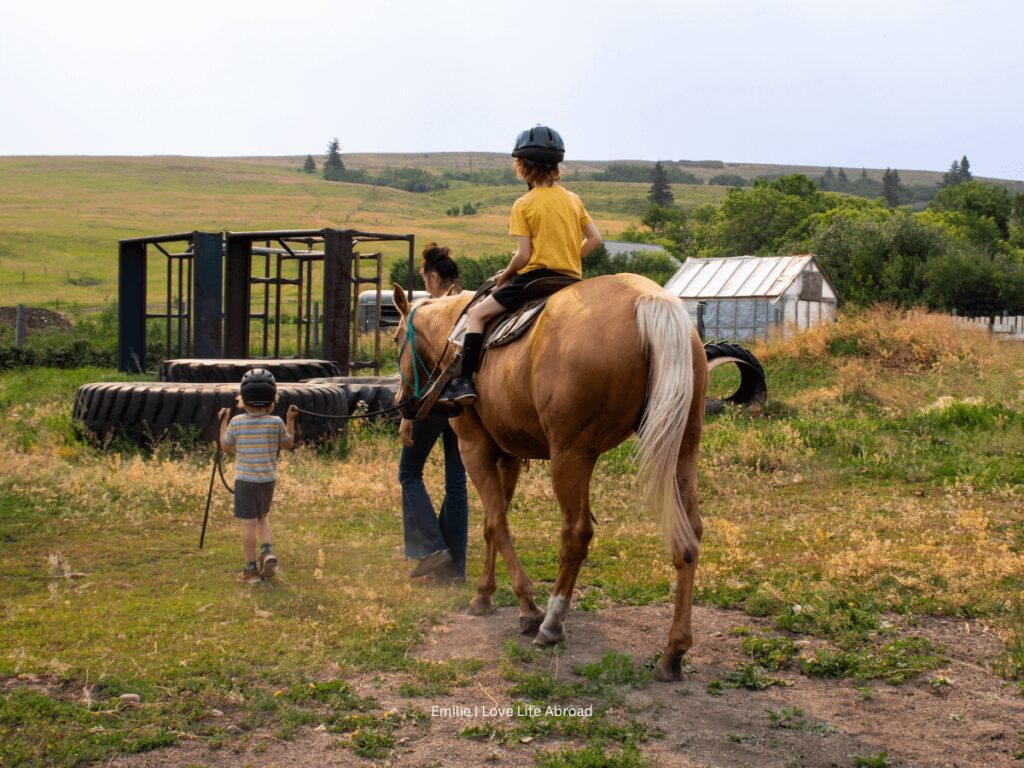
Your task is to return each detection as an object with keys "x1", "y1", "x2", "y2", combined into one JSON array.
[
  {"x1": 240, "y1": 368, "x2": 276, "y2": 407},
  {"x1": 512, "y1": 125, "x2": 565, "y2": 164}
]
